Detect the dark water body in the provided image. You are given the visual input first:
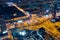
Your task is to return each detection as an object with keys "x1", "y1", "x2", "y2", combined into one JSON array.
[{"x1": 0, "y1": 4, "x2": 25, "y2": 20}]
